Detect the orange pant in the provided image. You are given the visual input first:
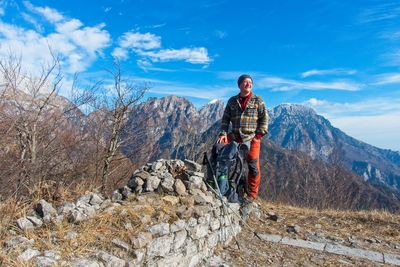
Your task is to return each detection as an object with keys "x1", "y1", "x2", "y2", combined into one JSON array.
[
  {"x1": 226, "y1": 136, "x2": 261, "y2": 199},
  {"x1": 246, "y1": 138, "x2": 261, "y2": 199}
]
